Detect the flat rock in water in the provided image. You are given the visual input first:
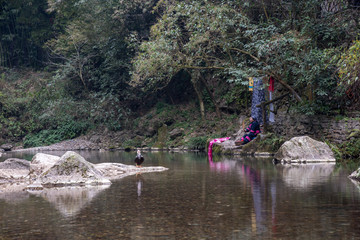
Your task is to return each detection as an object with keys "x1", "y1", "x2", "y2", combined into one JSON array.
[
  {"x1": 0, "y1": 158, "x2": 30, "y2": 169},
  {"x1": 95, "y1": 162, "x2": 168, "y2": 180},
  {"x1": 0, "y1": 158, "x2": 30, "y2": 179},
  {"x1": 32, "y1": 151, "x2": 111, "y2": 187},
  {"x1": 274, "y1": 136, "x2": 336, "y2": 163}
]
